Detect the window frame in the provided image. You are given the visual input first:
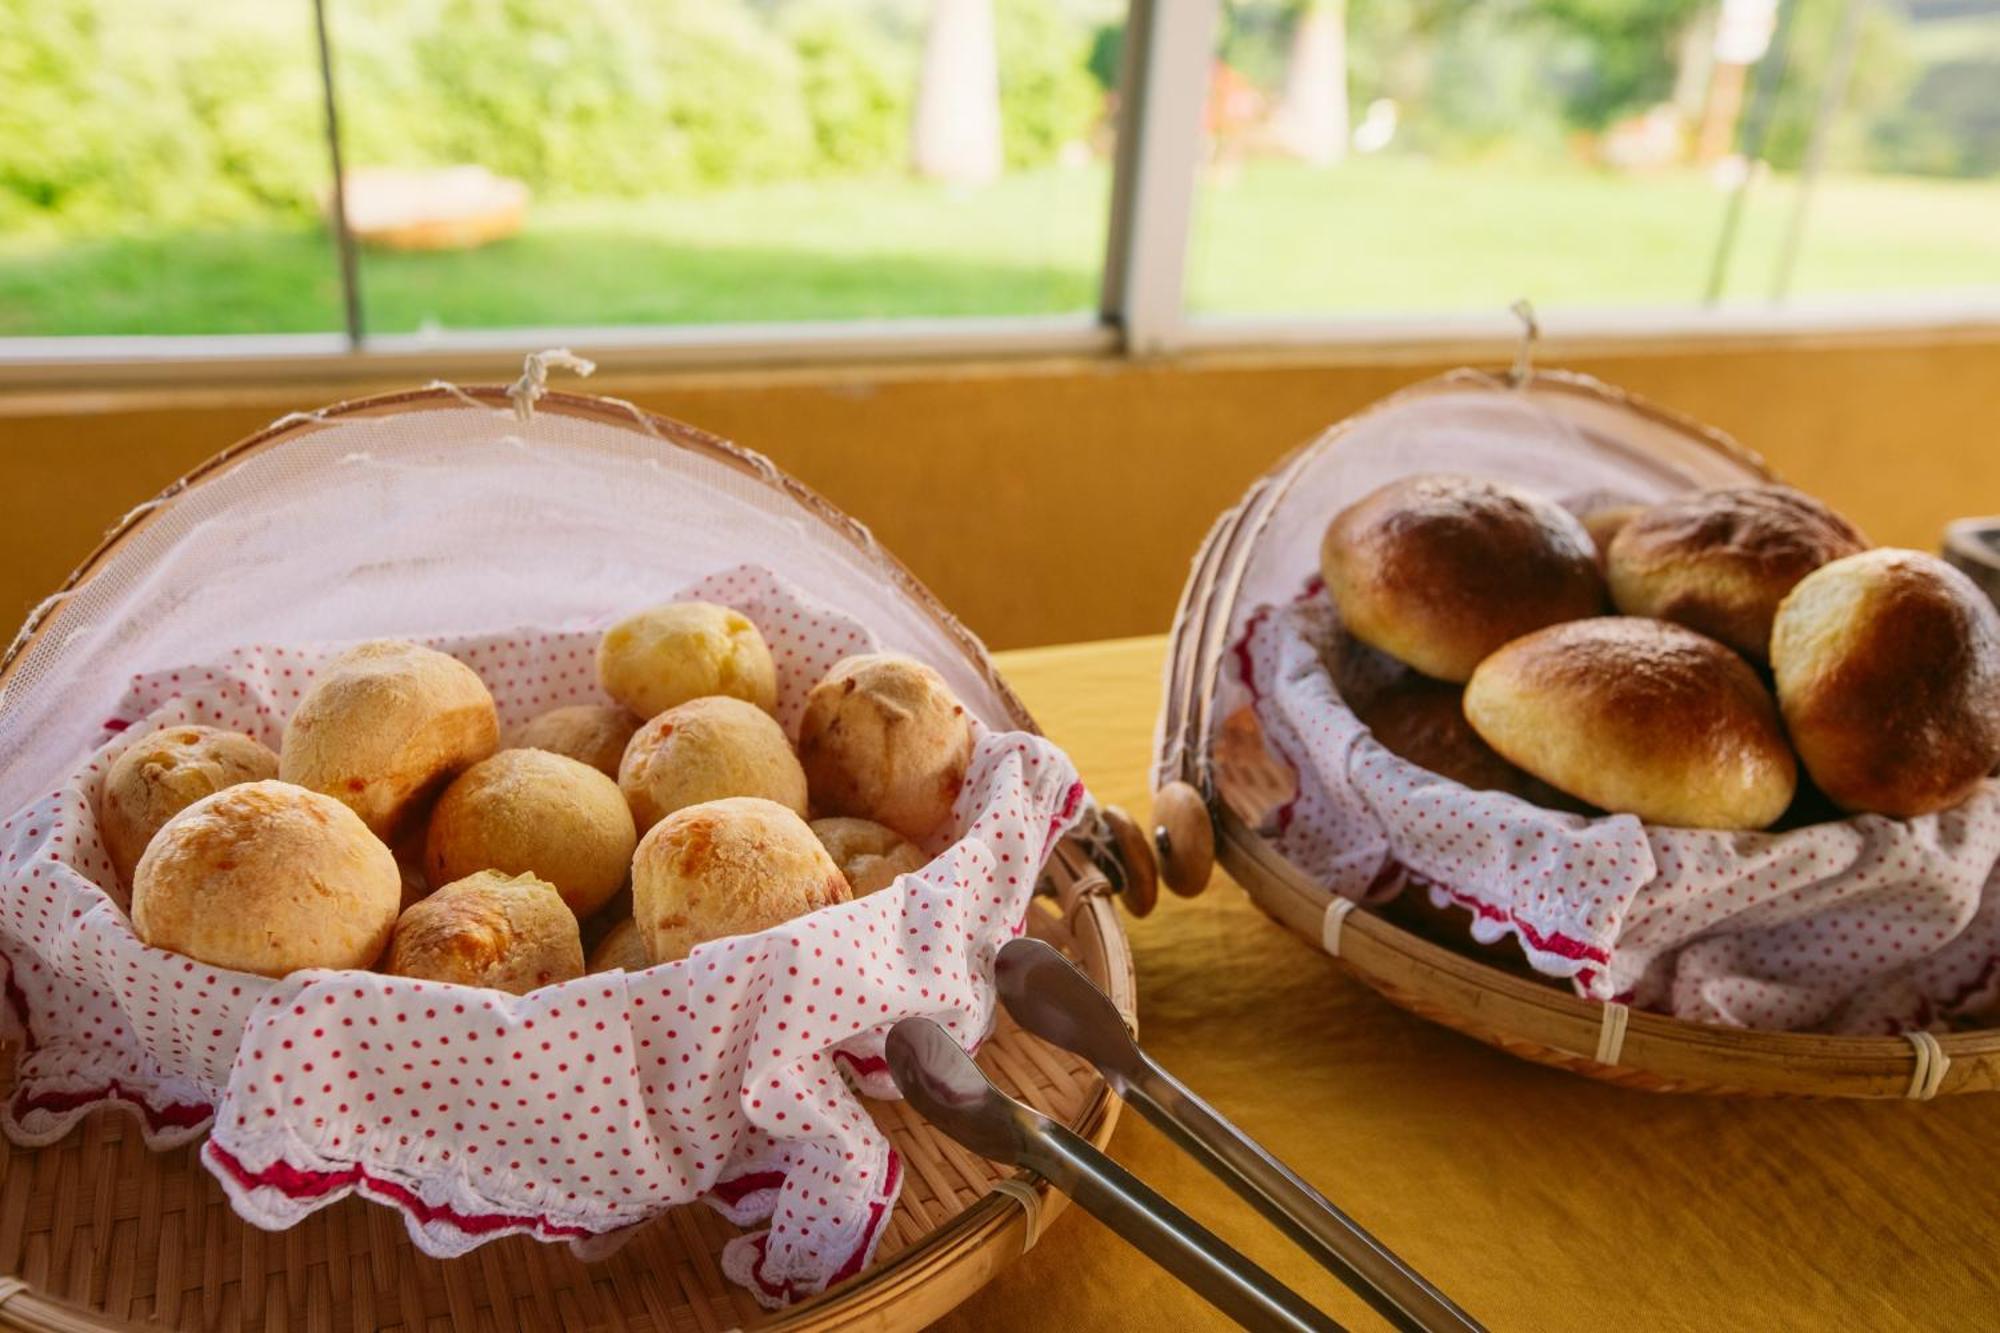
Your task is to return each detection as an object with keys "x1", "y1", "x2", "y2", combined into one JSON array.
[{"x1": 3, "y1": 0, "x2": 1997, "y2": 385}]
